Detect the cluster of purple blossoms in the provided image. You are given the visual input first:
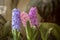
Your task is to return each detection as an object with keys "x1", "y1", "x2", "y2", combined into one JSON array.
[
  {"x1": 28, "y1": 7, "x2": 39, "y2": 27},
  {"x1": 12, "y1": 8, "x2": 21, "y2": 31}
]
